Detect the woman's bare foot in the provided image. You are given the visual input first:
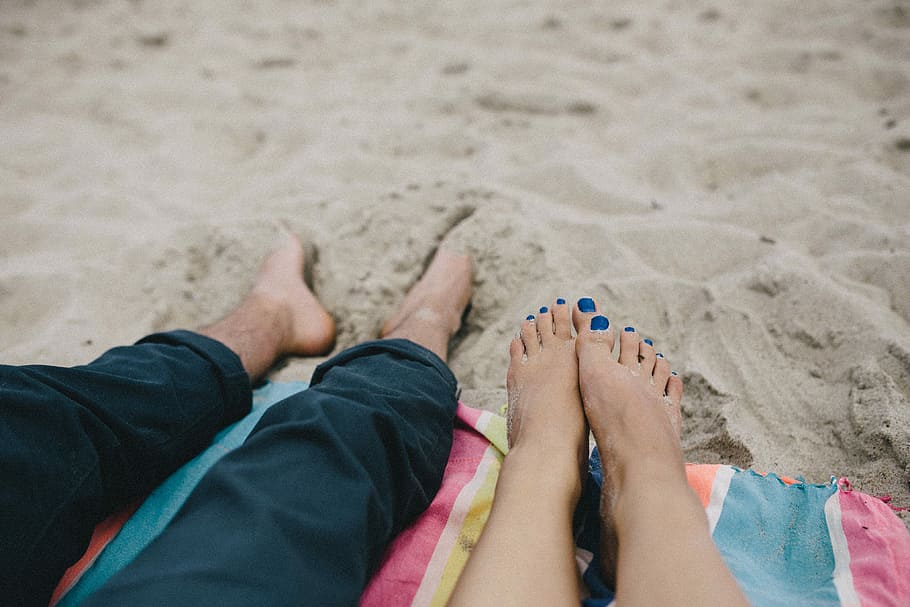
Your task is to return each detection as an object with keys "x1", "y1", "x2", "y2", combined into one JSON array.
[
  {"x1": 201, "y1": 232, "x2": 335, "y2": 381},
  {"x1": 380, "y1": 245, "x2": 472, "y2": 362},
  {"x1": 249, "y1": 232, "x2": 335, "y2": 357},
  {"x1": 573, "y1": 297, "x2": 749, "y2": 606},
  {"x1": 449, "y1": 300, "x2": 587, "y2": 607},
  {"x1": 571, "y1": 297, "x2": 685, "y2": 587},
  {"x1": 506, "y1": 299, "x2": 588, "y2": 497}
]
